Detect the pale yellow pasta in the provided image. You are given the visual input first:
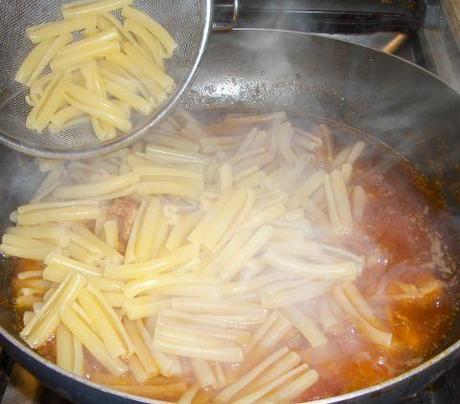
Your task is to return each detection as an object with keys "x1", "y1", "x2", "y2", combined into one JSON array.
[
  {"x1": 103, "y1": 77, "x2": 153, "y2": 115},
  {"x1": 107, "y1": 52, "x2": 167, "y2": 103},
  {"x1": 27, "y1": 16, "x2": 97, "y2": 43},
  {"x1": 124, "y1": 19, "x2": 165, "y2": 69},
  {"x1": 106, "y1": 243, "x2": 198, "y2": 280},
  {"x1": 20, "y1": 273, "x2": 85, "y2": 348},
  {"x1": 191, "y1": 358, "x2": 217, "y2": 388},
  {"x1": 27, "y1": 73, "x2": 72, "y2": 132},
  {"x1": 17, "y1": 34, "x2": 72, "y2": 86},
  {"x1": 281, "y1": 305, "x2": 327, "y2": 348},
  {"x1": 65, "y1": 82, "x2": 132, "y2": 131},
  {"x1": 123, "y1": 318, "x2": 158, "y2": 374},
  {"x1": 136, "y1": 180, "x2": 203, "y2": 201},
  {"x1": 72, "y1": 223, "x2": 122, "y2": 263},
  {"x1": 123, "y1": 297, "x2": 170, "y2": 320},
  {"x1": 123, "y1": 273, "x2": 221, "y2": 298},
  {"x1": 62, "y1": 0, "x2": 134, "y2": 19},
  {"x1": 54, "y1": 173, "x2": 138, "y2": 199},
  {"x1": 121, "y1": 6, "x2": 177, "y2": 58},
  {"x1": 60, "y1": 305, "x2": 128, "y2": 376},
  {"x1": 149, "y1": 212, "x2": 169, "y2": 258},
  {"x1": 122, "y1": 42, "x2": 174, "y2": 92},
  {"x1": 78, "y1": 287, "x2": 129, "y2": 358},
  {"x1": 135, "y1": 198, "x2": 161, "y2": 261},
  {"x1": 262, "y1": 369, "x2": 319, "y2": 402},
  {"x1": 49, "y1": 106, "x2": 88, "y2": 131},
  {"x1": 165, "y1": 211, "x2": 202, "y2": 251},
  {"x1": 202, "y1": 189, "x2": 248, "y2": 251},
  {"x1": 56, "y1": 323, "x2": 74, "y2": 373},
  {"x1": 216, "y1": 347, "x2": 289, "y2": 403},
  {"x1": 233, "y1": 364, "x2": 310, "y2": 404}
]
